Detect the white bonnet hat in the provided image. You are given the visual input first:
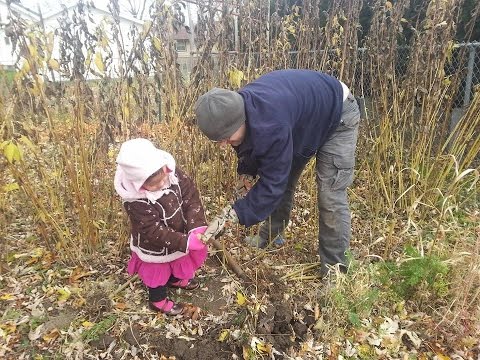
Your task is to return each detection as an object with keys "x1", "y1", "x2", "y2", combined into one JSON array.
[{"x1": 115, "y1": 138, "x2": 175, "y2": 192}]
